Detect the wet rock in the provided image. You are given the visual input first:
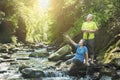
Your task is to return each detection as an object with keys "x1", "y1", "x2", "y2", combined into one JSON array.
[
  {"x1": 29, "y1": 48, "x2": 49, "y2": 57},
  {"x1": 44, "y1": 66, "x2": 56, "y2": 70},
  {"x1": 0, "y1": 54, "x2": 11, "y2": 59},
  {"x1": 0, "y1": 44, "x2": 17, "y2": 54},
  {"x1": 15, "y1": 42, "x2": 24, "y2": 47},
  {"x1": 98, "y1": 34, "x2": 120, "y2": 64},
  {"x1": 7, "y1": 74, "x2": 22, "y2": 80},
  {"x1": 0, "y1": 44, "x2": 8, "y2": 53},
  {"x1": 21, "y1": 68, "x2": 45, "y2": 78},
  {"x1": 68, "y1": 64, "x2": 87, "y2": 76},
  {"x1": 10, "y1": 62, "x2": 18, "y2": 65},
  {"x1": 19, "y1": 64, "x2": 31, "y2": 72},
  {"x1": 116, "y1": 70, "x2": 120, "y2": 75},
  {"x1": 100, "y1": 75, "x2": 112, "y2": 80},
  {"x1": 110, "y1": 58, "x2": 120, "y2": 67},
  {"x1": 112, "y1": 70, "x2": 120, "y2": 80},
  {"x1": 100, "y1": 66, "x2": 116, "y2": 76},
  {"x1": 65, "y1": 63, "x2": 102, "y2": 77},
  {"x1": 26, "y1": 49, "x2": 34, "y2": 52},
  {"x1": 1, "y1": 59, "x2": 15, "y2": 62},
  {"x1": 16, "y1": 57, "x2": 30, "y2": 60},
  {"x1": 48, "y1": 44, "x2": 72, "y2": 61},
  {"x1": 29, "y1": 43, "x2": 47, "y2": 49},
  {"x1": 92, "y1": 72, "x2": 100, "y2": 80},
  {"x1": 8, "y1": 48, "x2": 17, "y2": 54},
  {"x1": 44, "y1": 70, "x2": 68, "y2": 77},
  {"x1": 0, "y1": 58, "x2": 3, "y2": 63},
  {"x1": 0, "y1": 70, "x2": 7, "y2": 73},
  {"x1": 82, "y1": 75, "x2": 92, "y2": 80}
]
